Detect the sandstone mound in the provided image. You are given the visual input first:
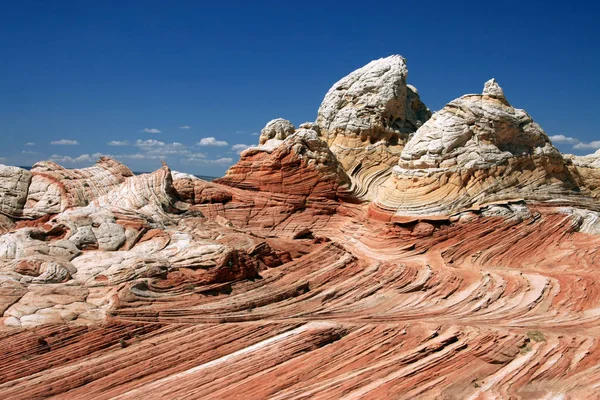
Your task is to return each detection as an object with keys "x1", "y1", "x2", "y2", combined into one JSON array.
[
  {"x1": 316, "y1": 55, "x2": 431, "y2": 199},
  {"x1": 25, "y1": 157, "x2": 133, "y2": 218},
  {"x1": 371, "y1": 79, "x2": 582, "y2": 220},
  {"x1": 92, "y1": 163, "x2": 186, "y2": 220},
  {"x1": 217, "y1": 128, "x2": 352, "y2": 200},
  {"x1": 0, "y1": 165, "x2": 31, "y2": 218},
  {"x1": 565, "y1": 149, "x2": 600, "y2": 199},
  {"x1": 172, "y1": 172, "x2": 233, "y2": 205},
  {"x1": 258, "y1": 118, "x2": 296, "y2": 145}
]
